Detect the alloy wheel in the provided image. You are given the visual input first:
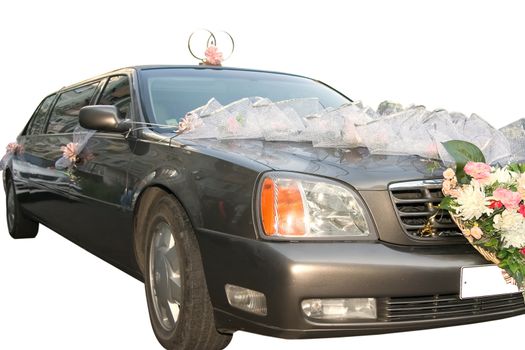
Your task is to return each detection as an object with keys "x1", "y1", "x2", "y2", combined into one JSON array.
[{"x1": 148, "y1": 221, "x2": 182, "y2": 331}]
